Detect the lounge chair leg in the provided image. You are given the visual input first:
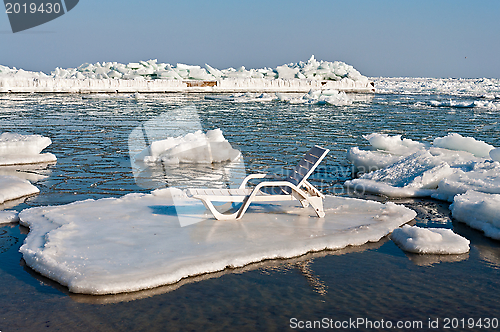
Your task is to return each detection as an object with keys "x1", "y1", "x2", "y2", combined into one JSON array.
[
  {"x1": 200, "y1": 199, "x2": 239, "y2": 221},
  {"x1": 307, "y1": 197, "x2": 325, "y2": 218}
]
